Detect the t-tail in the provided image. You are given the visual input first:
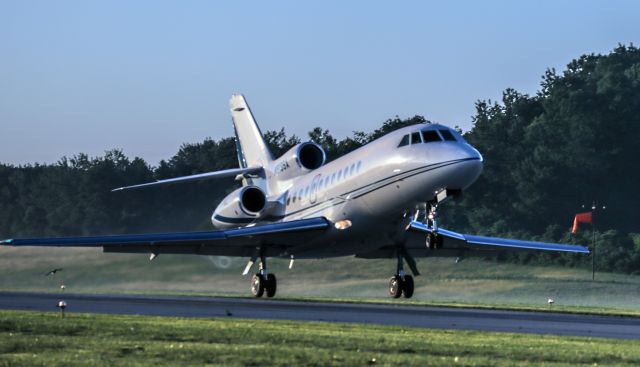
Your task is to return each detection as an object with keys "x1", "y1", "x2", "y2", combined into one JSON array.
[{"x1": 230, "y1": 94, "x2": 274, "y2": 169}]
